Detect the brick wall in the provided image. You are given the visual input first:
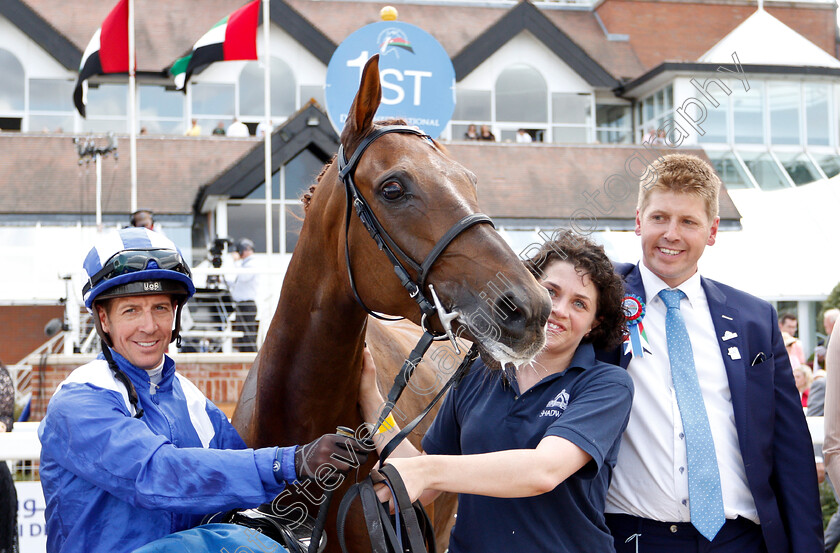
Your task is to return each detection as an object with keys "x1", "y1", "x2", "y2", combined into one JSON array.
[
  {"x1": 0, "y1": 305, "x2": 64, "y2": 365},
  {"x1": 29, "y1": 353, "x2": 256, "y2": 420}
]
